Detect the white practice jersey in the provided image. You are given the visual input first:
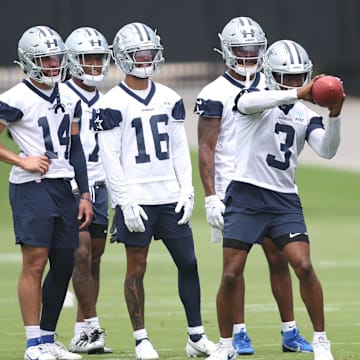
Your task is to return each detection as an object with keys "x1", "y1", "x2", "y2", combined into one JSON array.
[
  {"x1": 0, "y1": 79, "x2": 81, "y2": 184},
  {"x1": 65, "y1": 79, "x2": 105, "y2": 186},
  {"x1": 96, "y1": 81, "x2": 193, "y2": 206},
  {"x1": 195, "y1": 71, "x2": 266, "y2": 198},
  {"x1": 234, "y1": 88, "x2": 340, "y2": 194}
]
